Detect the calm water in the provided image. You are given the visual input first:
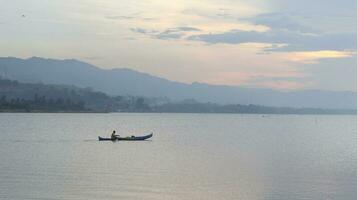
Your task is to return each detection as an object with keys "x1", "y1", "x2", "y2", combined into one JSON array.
[{"x1": 1, "y1": 113, "x2": 357, "y2": 200}]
